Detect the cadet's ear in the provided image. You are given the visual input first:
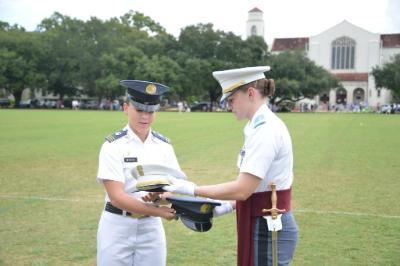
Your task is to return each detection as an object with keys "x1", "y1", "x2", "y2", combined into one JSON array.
[
  {"x1": 247, "y1": 86, "x2": 256, "y2": 98},
  {"x1": 123, "y1": 102, "x2": 129, "y2": 114}
]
